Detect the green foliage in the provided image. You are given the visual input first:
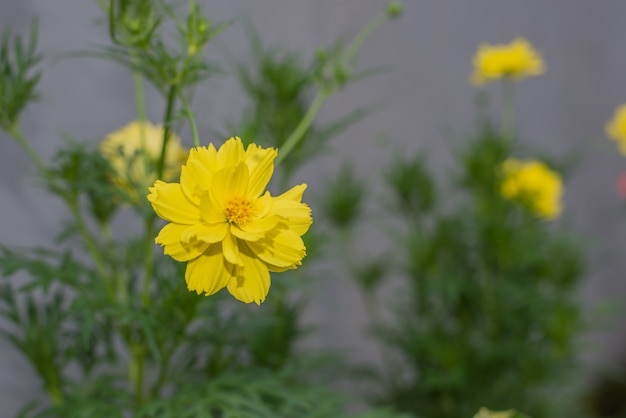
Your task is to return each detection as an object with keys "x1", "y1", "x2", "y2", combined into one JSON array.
[
  {"x1": 0, "y1": 21, "x2": 42, "y2": 131},
  {"x1": 0, "y1": 2, "x2": 411, "y2": 417},
  {"x1": 320, "y1": 163, "x2": 367, "y2": 229},
  {"x1": 222, "y1": 21, "x2": 375, "y2": 182},
  {"x1": 362, "y1": 128, "x2": 584, "y2": 418}
]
